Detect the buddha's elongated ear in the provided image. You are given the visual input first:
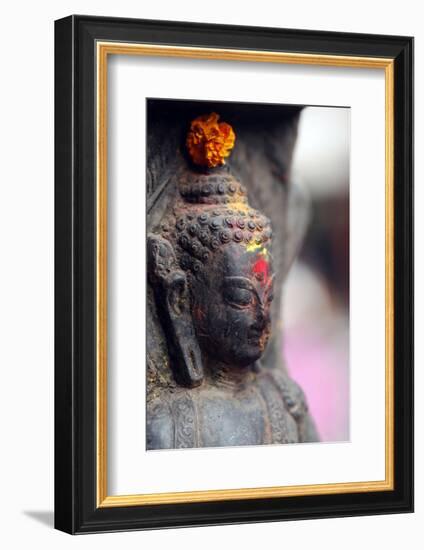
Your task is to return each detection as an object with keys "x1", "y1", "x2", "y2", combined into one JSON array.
[
  {"x1": 147, "y1": 233, "x2": 203, "y2": 387},
  {"x1": 282, "y1": 184, "x2": 310, "y2": 278}
]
